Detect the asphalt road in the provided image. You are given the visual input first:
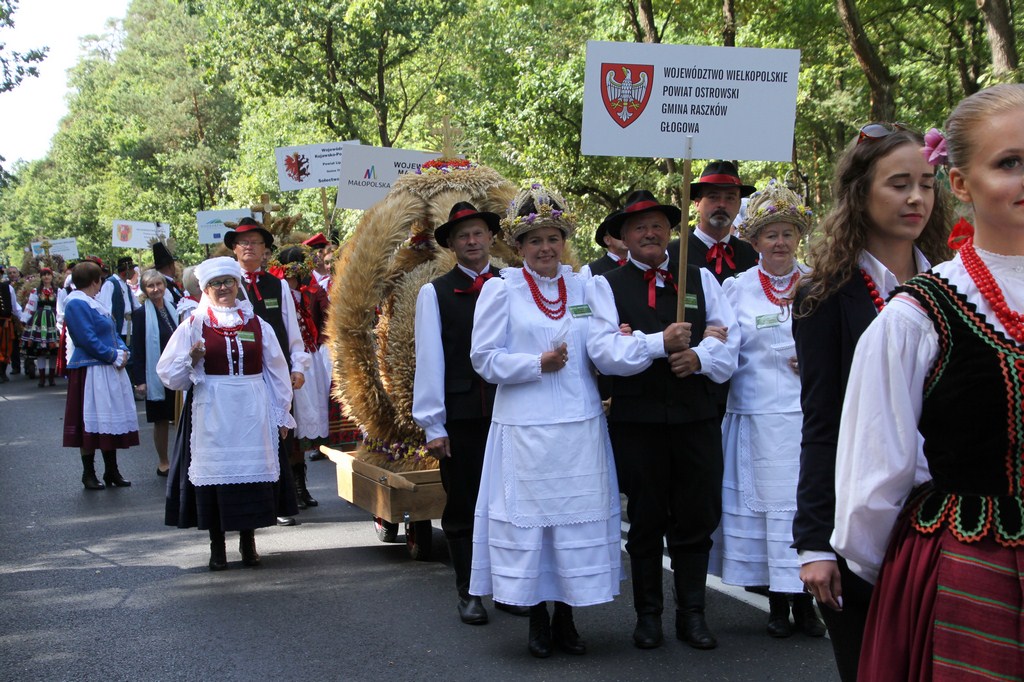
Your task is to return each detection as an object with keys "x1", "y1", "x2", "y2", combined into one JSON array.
[{"x1": 0, "y1": 372, "x2": 839, "y2": 681}]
